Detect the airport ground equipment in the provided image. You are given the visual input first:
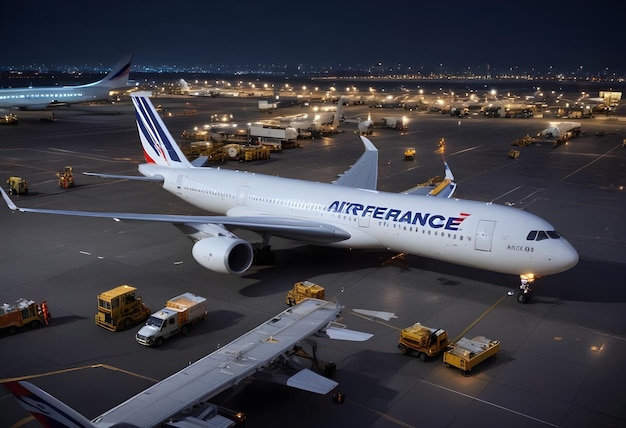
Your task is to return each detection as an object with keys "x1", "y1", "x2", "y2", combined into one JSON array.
[
  {"x1": 0, "y1": 298, "x2": 50, "y2": 335},
  {"x1": 404, "y1": 148, "x2": 416, "y2": 160},
  {"x1": 136, "y1": 292, "x2": 207, "y2": 347},
  {"x1": 508, "y1": 149, "x2": 521, "y2": 159},
  {"x1": 398, "y1": 323, "x2": 449, "y2": 360},
  {"x1": 56, "y1": 165, "x2": 74, "y2": 189},
  {"x1": 95, "y1": 285, "x2": 152, "y2": 331},
  {"x1": 6, "y1": 176, "x2": 28, "y2": 195},
  {"x1": 443, "y1": 336, "x2": 500, "y2": 375},
  {"x1": 0, "y1": 113, "x2": 18, "y2": 124},
  {"x1": 286, "y1": 280, "x2": 325, "y2": 306}
]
